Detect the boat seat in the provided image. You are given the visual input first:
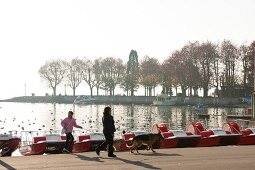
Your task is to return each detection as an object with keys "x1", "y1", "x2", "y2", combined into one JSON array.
[
  {"x1": 242, "y1": 129, "x2": 253, "y2": 136},
  {"x1": 246, "y1": 128, "x2": 255, "y2": 135},
  {"x1": 161, "y1": 132, "x2": 174, "y2": 138},
  {"x1": 193, "y1": 122, "x2": 205, "y2": 133},
  {"x1": 33, "y1": 136, "x2": 46, "y2": 144},
  {"x1": 228, "y1": 122, "x2": 241, "y2": 134},
  {"x1": 122, "y1": 133, "x2": 135, "y2": 141},
  {"x1": 158, "y1": 124, "x2": 169, "y2": 132},
  {"x1": 78, "y1": 135, "x2": 91, "y2": 142},
  {"x1": 192, "y1": 122, "x2": 214, "y2": 137}
]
